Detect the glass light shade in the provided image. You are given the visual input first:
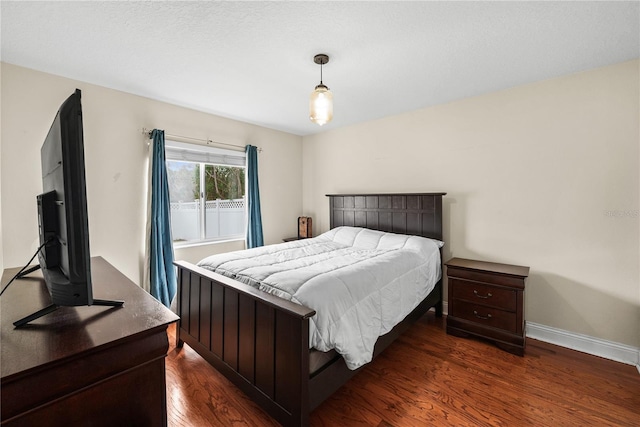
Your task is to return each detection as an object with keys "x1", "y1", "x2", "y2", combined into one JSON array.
[{"x1": 309, "y1": 84, "x2": 333, "y2": 126}]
